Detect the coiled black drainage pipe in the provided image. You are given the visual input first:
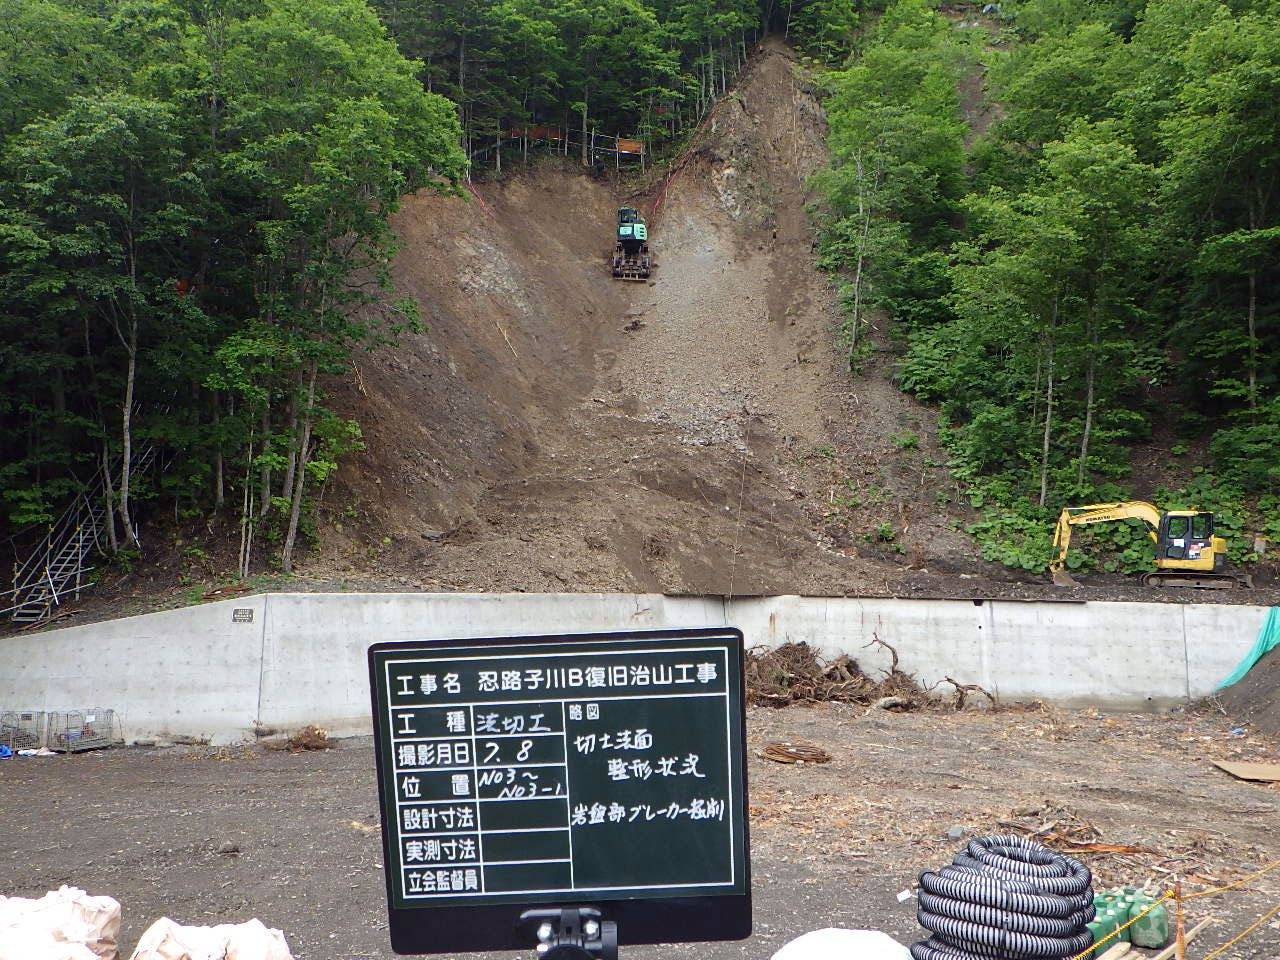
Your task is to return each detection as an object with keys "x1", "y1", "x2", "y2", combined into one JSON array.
[{"x1": 910, "y1": 836, "x2": 1096, "y2": 960}]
